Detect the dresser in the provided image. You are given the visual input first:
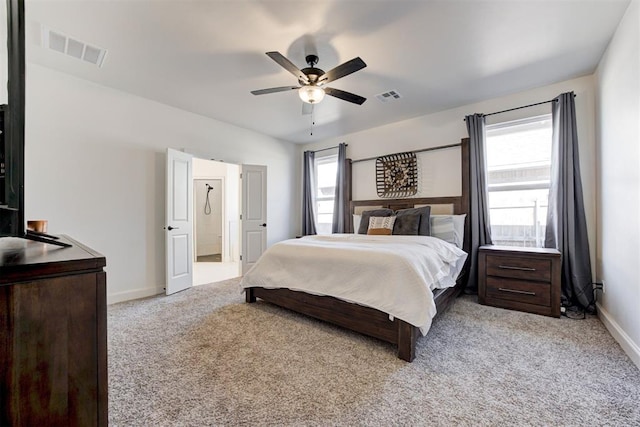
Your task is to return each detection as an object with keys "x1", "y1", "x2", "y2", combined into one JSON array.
[
  {"x1": 478, "y1": 245, "x2": 561, "y2": 317},
  {"x1": 0, "y1": 235, "x2": 107, "y2": 426}
]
